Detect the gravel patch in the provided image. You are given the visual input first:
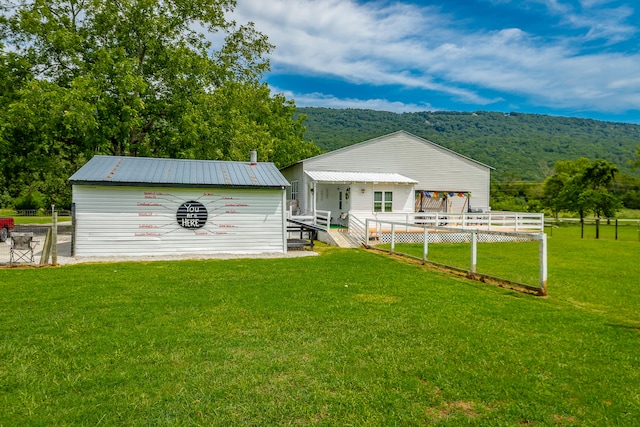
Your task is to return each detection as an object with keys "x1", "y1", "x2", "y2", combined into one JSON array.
[{"x1": 56, "y1": 250, "x2": 318, "y2": 265}]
